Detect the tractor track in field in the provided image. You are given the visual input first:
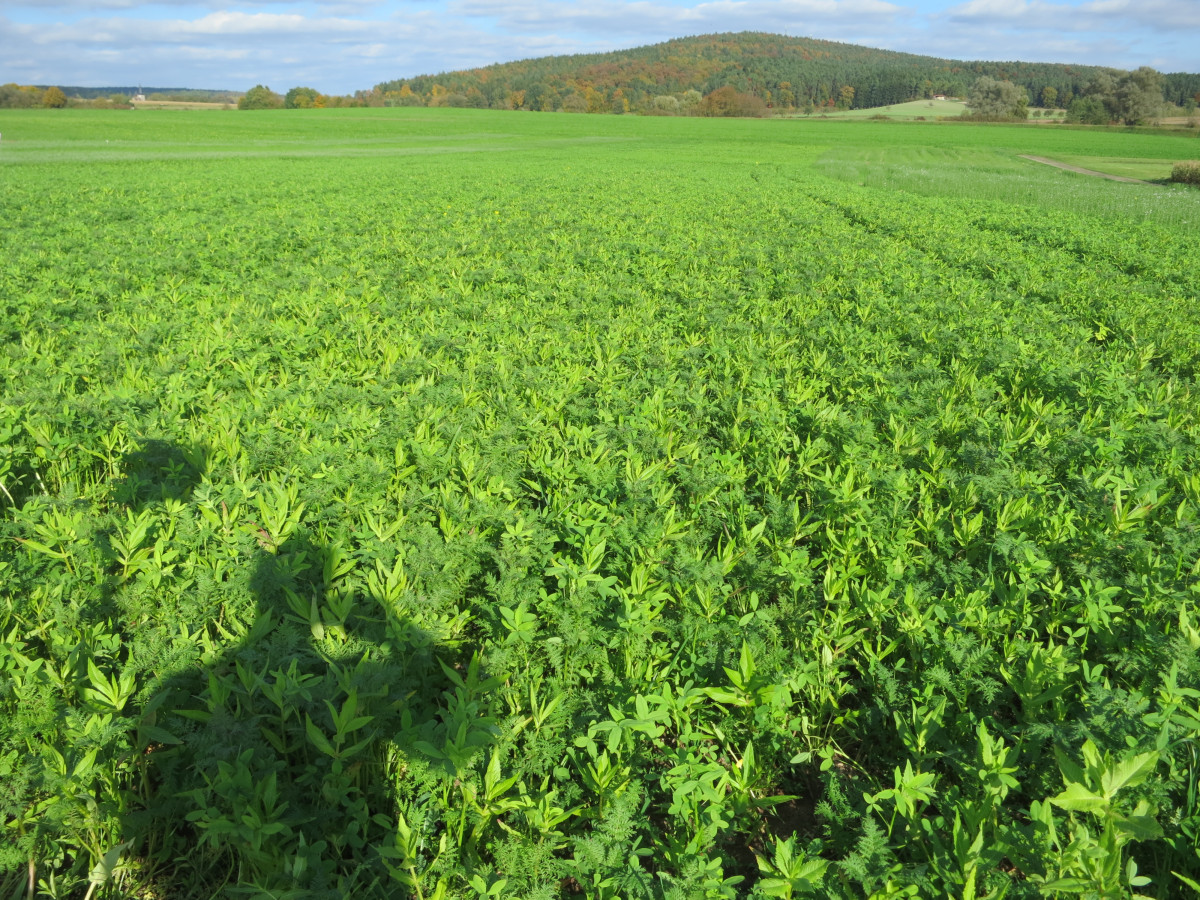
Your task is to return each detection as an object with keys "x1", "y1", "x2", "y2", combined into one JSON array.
[{"x1": 1019, "y1": 155, "x2": 1151, "y2": 184}]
